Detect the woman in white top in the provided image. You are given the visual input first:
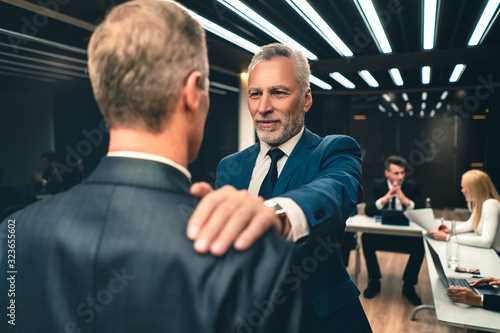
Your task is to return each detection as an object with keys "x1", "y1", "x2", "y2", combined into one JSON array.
[{"x1": 429, "y1": 170, "x2": 500, "y2": 253}]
